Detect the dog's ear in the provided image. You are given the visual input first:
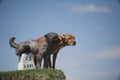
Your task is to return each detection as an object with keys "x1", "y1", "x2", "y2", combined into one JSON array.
[
  {"x1": 59, "y1": 34, "x2": 66, "y2": 40},
  {"x1": 44, "y1": 35, "x2": 47, "y2": 37}
]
